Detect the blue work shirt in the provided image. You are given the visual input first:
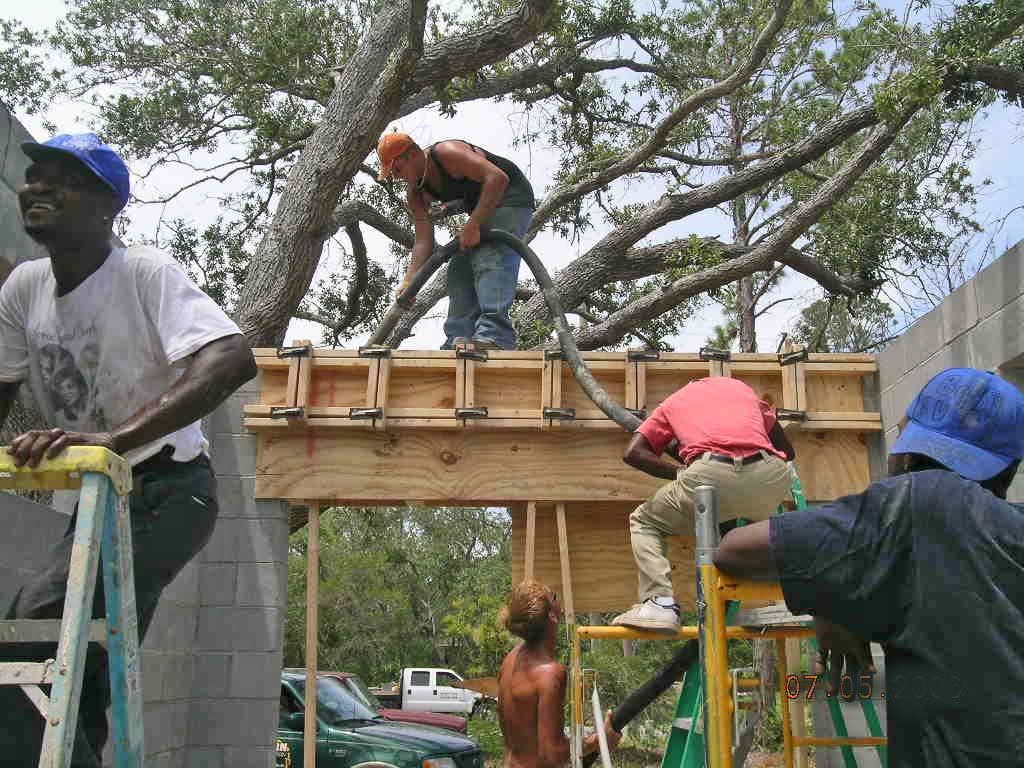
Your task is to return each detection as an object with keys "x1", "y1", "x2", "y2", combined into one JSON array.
[{"x1": 770, "y1": 470, "x2": 1024, "y2": 767}]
